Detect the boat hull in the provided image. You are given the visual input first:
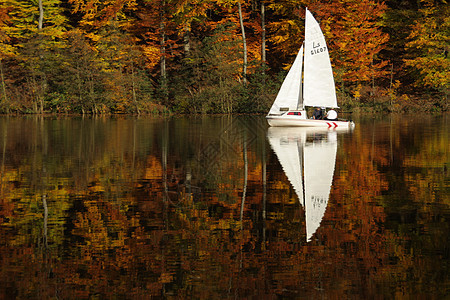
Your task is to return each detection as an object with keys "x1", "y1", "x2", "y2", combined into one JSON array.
[{"x1": 266, "y1": 115, "x2": 354, "y2": 129}]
